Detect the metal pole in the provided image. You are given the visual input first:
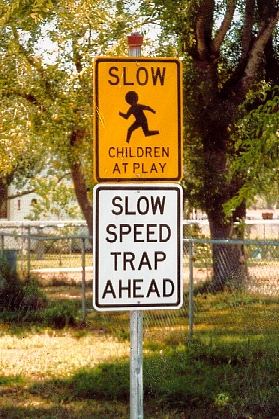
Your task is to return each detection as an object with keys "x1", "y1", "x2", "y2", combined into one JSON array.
[
  {"x1": 128, "y1": 31, "x2": 144, "y2": 419},
  {"x1": 128, "y1": 32, "x2": 144, "y2": 57},
  {"x1": 130, "y1": 310, "x2": 143, "y2": 419},
  {"x1": 81, "y1": 237, "x2": 87, "y2": 322},
  {"x1": 27, "y1": 225, "x2": 31, "y2": 278},
  {"x1": 188, "y1": 240, "x2": 194, "y2": 341}
]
